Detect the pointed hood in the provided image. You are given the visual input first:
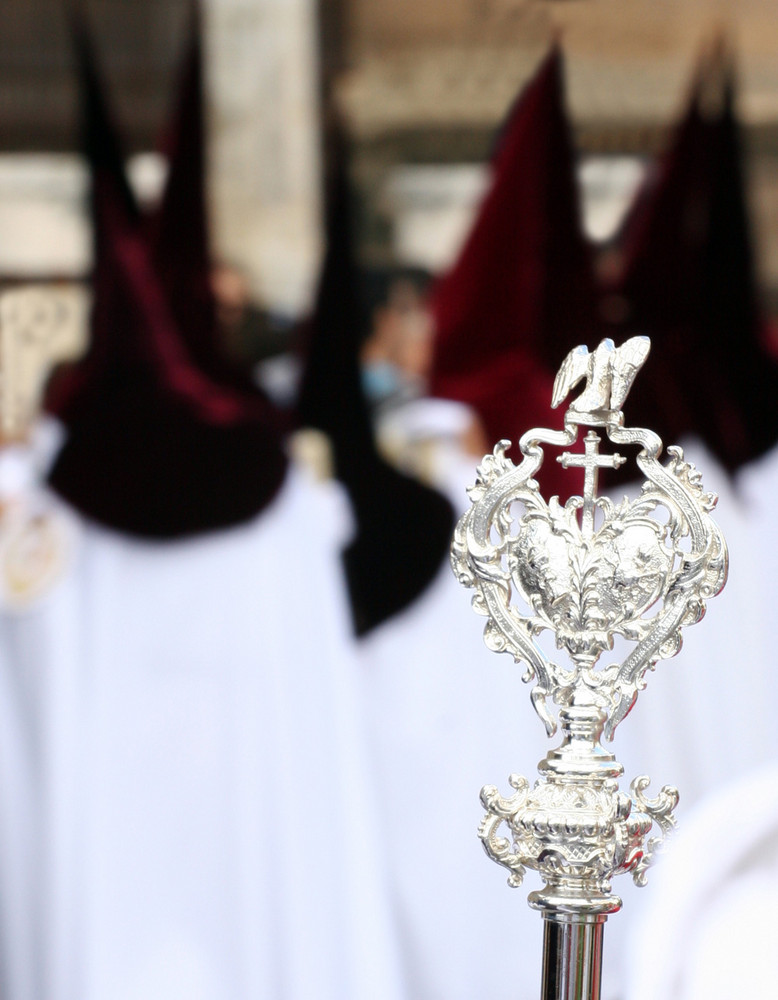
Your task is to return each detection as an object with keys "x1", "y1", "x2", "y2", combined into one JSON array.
[
  {"x1": 49, "y1": 12, "x2": 287, "y2": 537},
  {"x1": 428, "y1": 46, "x2": 598, "y2": 495},
  {"x1": 297, "y1": 126, "x2": 453, "y2": 636},
  {"x1": 146, "y1": 2, "x2": 260, "y2": 396},
  {"x1": 48, "y1": 174, "x2": 288, "y2": 538},
  {"x1": 50, "y1": 3, "x2": 263, "y2": 421},
  {"x1": 70, "y1": 6, "x2": 140, "y2": 239},
  {"x1": 607, "y1": 46, "x2": 778, "y2": 470},
  {"x1": 45, "y1": 6, "x2": 140, "y2": 421}
]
